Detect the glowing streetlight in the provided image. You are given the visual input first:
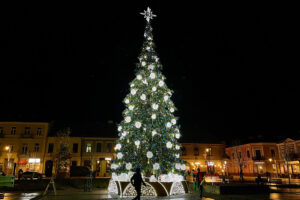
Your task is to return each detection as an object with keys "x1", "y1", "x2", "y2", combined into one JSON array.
[
  {"x1": 5, "y1": 146, "x2": 9, "y2": 151},
  {"x1": 268, "y1": 158, "x2": 273, "y2": 162}
]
